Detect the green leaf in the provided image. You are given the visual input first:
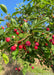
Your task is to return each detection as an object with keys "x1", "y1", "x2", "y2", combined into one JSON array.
[
  {"x1": 0, "y1": 41, "x2": 6, "y2": 47},
  {"x1": 2, "y1": 54, "x2": 9, "y2": 64},
  {"x1": 12, "y1": 49, "x2": 19, "y2": 56},
  {"x1": 51, "y1": 45, "x2": 54, "y2": 50},
  {"x1": 0, "y1": 4, "x2": 7, "y2": 13},
  {"x1": 19, "y1": 33, "x2": 23, "y2": 38},
  {"x1": 12, "y1": 11, "x2": 19, "y2": 16},
  {"x1": 0, "y1": 18, "x2": 4, "y2": 21},
  {"x1": 23, "y1": 63, "x2": 28, "y2": 69},
  {"x1": 0, "y1": 29, "x2": 4, "y2": 35},
  {"x1": 11, "y1": 18, "x2": 16, "y2": 24},
  {"x1": 12, "y1": 56, "x2": 16, "y2": 60}
]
